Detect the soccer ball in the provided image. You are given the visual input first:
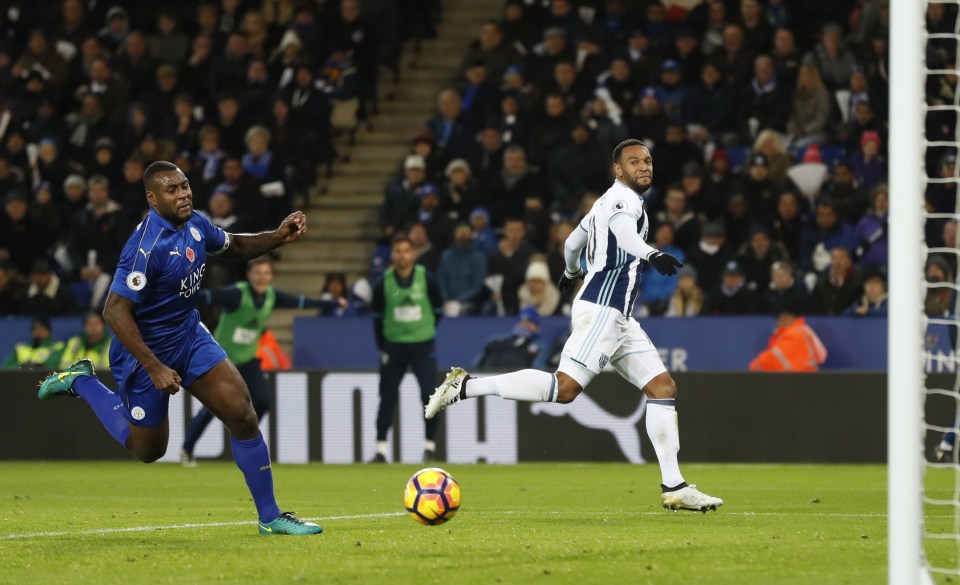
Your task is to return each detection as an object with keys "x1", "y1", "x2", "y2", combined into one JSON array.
[{"x1": 403, "y1": 467, "x2": 461, "y2": 525}]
